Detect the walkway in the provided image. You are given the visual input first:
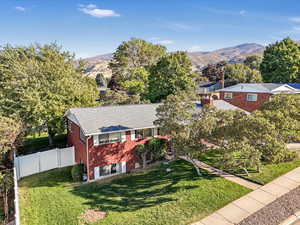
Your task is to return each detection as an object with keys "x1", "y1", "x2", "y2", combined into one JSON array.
[
  {"x1": 191, "y1": 166, "x2": 300, "y2": 225},
  {"x1": 179, "y1": 156, "x2": 261, "y2": 190}
]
